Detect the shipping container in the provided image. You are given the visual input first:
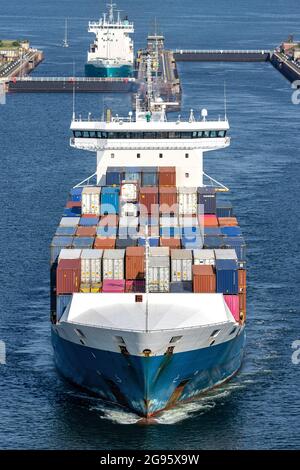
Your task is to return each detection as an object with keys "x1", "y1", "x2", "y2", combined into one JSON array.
[
  {"x1": 80, "y1": 283, "x2": 91, "y2": 293},
  {"x1": 170, "y1": 281, "x2": 193, "y2": 293},
  {"x1": 171, "y1": 249, "x2": 193, "y2": 281},
  {"x1": 204, "y1": 227, "x2": 222, "y2": 237},
  {"x1": 203, "y1": 214, "x2": 219, "y2": 227},
  {"x1": 102, "y1": 279, "x2": 125, "y2": 293},
  {"x1": 81, "y1": 249, "x2": 103, "y2": 284},
  {"x1": 178, "y1": 188, "x2": 197, "y2": 215},
  {"x1": 158, "y1": 167, "x2": 176, "y2": 186},
  {"x1": 55, "y1": 226, "x2": 77, "y2": 237},
  {"x1": 139, "y1": 187, "x2": 159, "y2": 214},
  {"x1": 100, "y1": 186, "x2": 120, "y2": 215},
  {"x1": 125, "y1": 280, "x2": 145, "y2": 293},
  {"x1": 138, "y1": 237, "x2": 160, "y2": 247},
  {"x1": 59, "y1": 217, "x2": 80, "y2": 227},
  {"x1": 223, "y1": 236, "x2": 246, "y2": 261},
  {"x1": 124, "y1": 168, "x2": 141, "y2": 183},
  {"x1": 72, "y1": 237, "x2": 94, "y2": 249},
  {"x1": 56, "y1": 258, "x2": 81, "y2": 295},
  {"x1": 193, "y1": 249, "x2": 215, "y2": 265},
  {"x1": 91, "y1": 283, "x2": 102, "y2": 293},
  {"x1": 119, "y1": 216, "x2": 139, "y2": 227},
  {"x1": 160, "y1": 216, "x2": 179, "y2": 227},
  {"x1": 192, "y1": 265, "x2": 216, "y2": 293},
  {"x1": 70, "y1": 187, "x2": 83, "y2": 202},
  {"x1": 218, "y1": 217, "x2": 238, "y2": 227},
  {"x1": 180, "y1": 226, "x2": 201, "y2": 239},
  {"x1": 181, "y1": 236, "x2": 203, "y2": 249},
  {"x1": 59, "y1": 248, "x2": 81, "y2": 260},
  {"x1": 142, "y1": 170, "x2": 158, "y2": 187},
  {"x1": 56, "y1": 294, "x2": 72, "y2": 321},
  {"x1": 82, "y1": 187, "x2": 101, "y2": 215},
  {"x1": 103, "y1": 249, "x2": 125, "y2": 280},
  {"x1": 66, "y1": 201, "x2": 81, "y2": 208},
  {"x1": 148, "y1": 256, "x2": 170, "y2": 292},
  {"x1": 159, "y1": 187, "x2": 178, "y2": 214},
  {"x1": 94, "y1": 237, "x2": 116, "y2": 249},
  {"x1": 215, "y1": 259, "x2": 238, "y2": 294},
  {"x1": 106, "y1": 170, "x2": 122, "y2": 186},
  {"x1": 239, "y1": 292, "x2": 247, "y2": 318},
  {"x1": 96, "y1": 226, "x2": 118, "y2": 238},
  {"x1": 238, "y1": 269, "x2": 246, "y2": 293},
  {"x1": 76, "y1": 226, "x2": 97, "y2": 237},
  {"x1": 216, "y1": 201, "x2": 233, "y2": 218},
  {"x1": 224, "y1": 295, "x2": 239, "y2": 322},
  {"x1": 149, "y1": 247, "x2": 170, "y2": 257},
  {"x1": 214, "y1": 249, "x2": 238, "y2": 260},
  {"x1": 50, "y1": 236, "x2": 74, "y2": 264},
  {"x1": 126, "y1": 247, "x2": 145, "y2": 280},
  {"x1": 119, "y1": 223, "x2": 139, "y2": 240},
  {"x1": 160, "y1": 226, "x2": 180, "y2": 238},
  {"x1": 98, "y1": 214, "x2": 119, "y2": 227},
  {"x1": 63, "y1": 207, "x2": 81, "y2": 217},
  {"x1": 120, "y1": 181, "x2": 138, "y2": 202},
  {"x1": 140, "y1": 215, "x2": 159, "y2": 227},
  {"x1": 138, "y1": 226, "x2": 159, "y2": 238},
  {"x1": 79, "y1": 216, "x2": 99, "y2": 227},
  {"x1": 120, "y1": 202, "x2": 138, "y2": 217},
  {"x1": 220, "y1": 226, "x2": 242, "y2": 237},
  {"x1": 116, "y1": 238, "x2": 138, "y2": 249},
  {"x1": 197, "y1": 187, "x2": 216, "y2": 214},
  {"x1": 203, "y1": 236, "x2": 225, "y2": 249},
  {"x1": 160, "y1": 237, "x2": 181, "y2": 249}
]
